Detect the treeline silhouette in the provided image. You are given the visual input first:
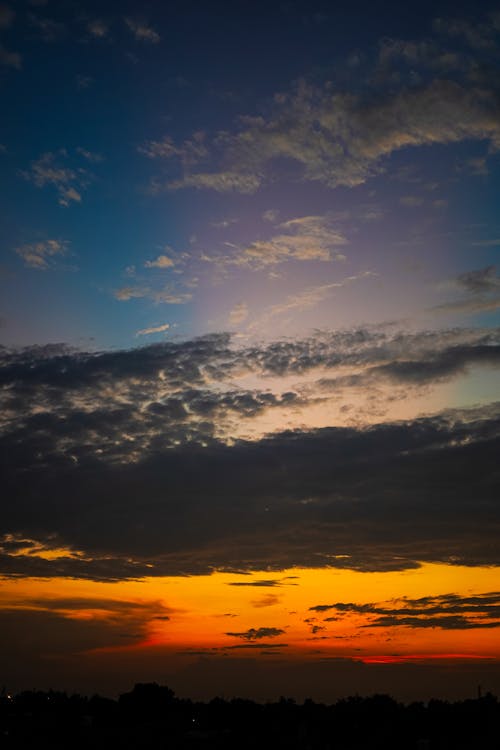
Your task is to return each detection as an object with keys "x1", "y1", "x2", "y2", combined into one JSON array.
[{"x1": 1, "y1": 683, "x2": 499, "y2": 749}]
